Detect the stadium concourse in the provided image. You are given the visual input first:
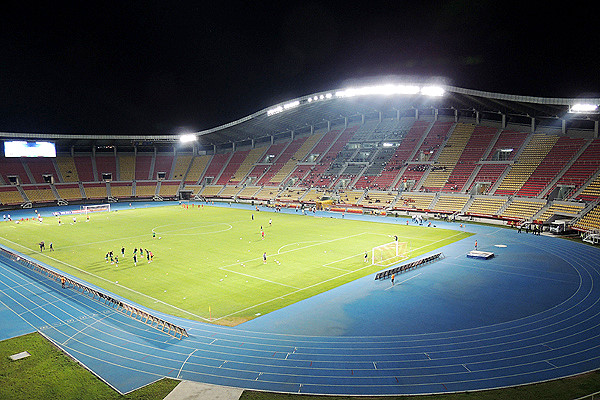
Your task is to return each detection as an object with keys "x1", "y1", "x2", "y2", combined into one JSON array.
[{"x1": 1, "y1": 201, "x2": 600, "y2": 396}]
